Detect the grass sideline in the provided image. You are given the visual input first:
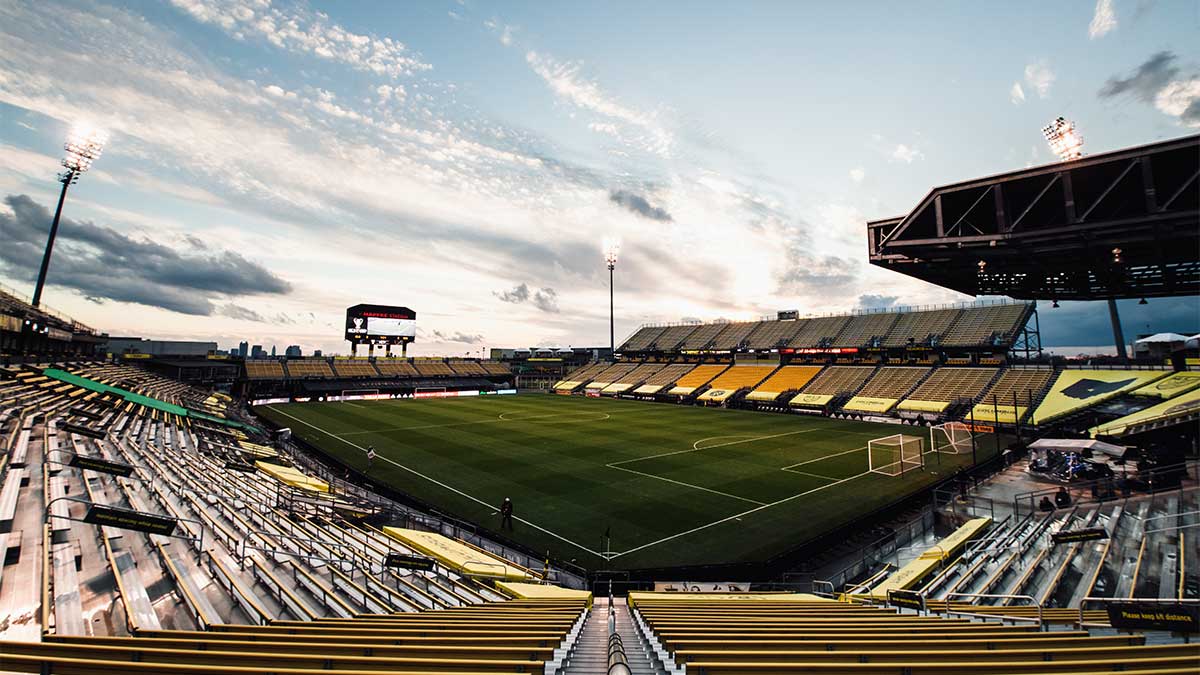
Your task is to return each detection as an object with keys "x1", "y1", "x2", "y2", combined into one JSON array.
[{"x1": 257, "y1": 394, "x2": 992, "y2": 570}]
